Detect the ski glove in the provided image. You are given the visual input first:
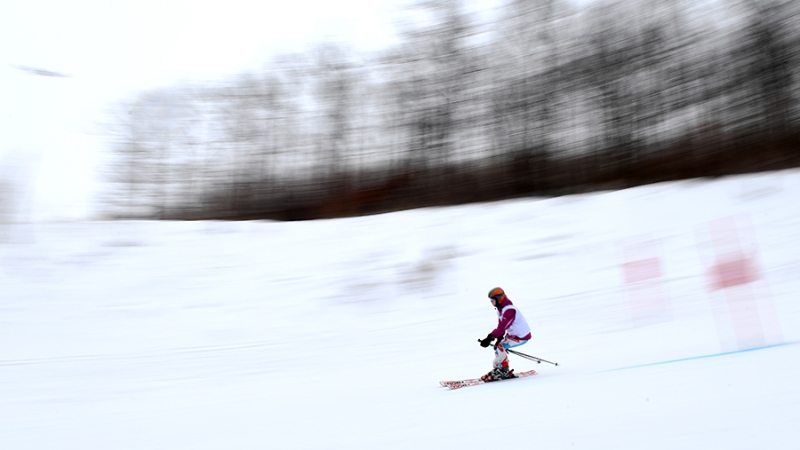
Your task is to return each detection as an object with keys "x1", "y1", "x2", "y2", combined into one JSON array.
[{"x1": 479, "y1": 333, "x2": 495, "y2": 347}]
